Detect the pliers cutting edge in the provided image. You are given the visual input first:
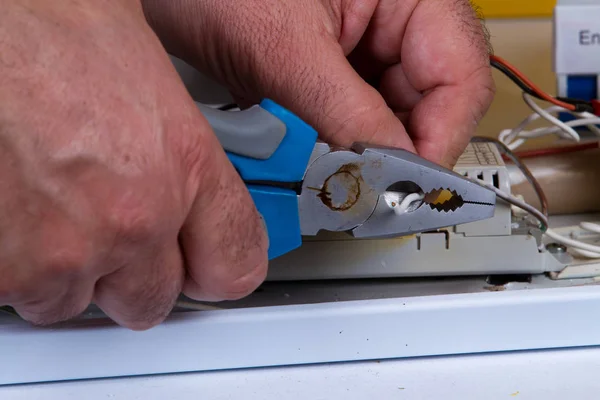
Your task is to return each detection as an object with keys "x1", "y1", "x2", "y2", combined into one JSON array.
[{"x1": 197, "y1": 100, "x2": 496, "y2": 259}]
